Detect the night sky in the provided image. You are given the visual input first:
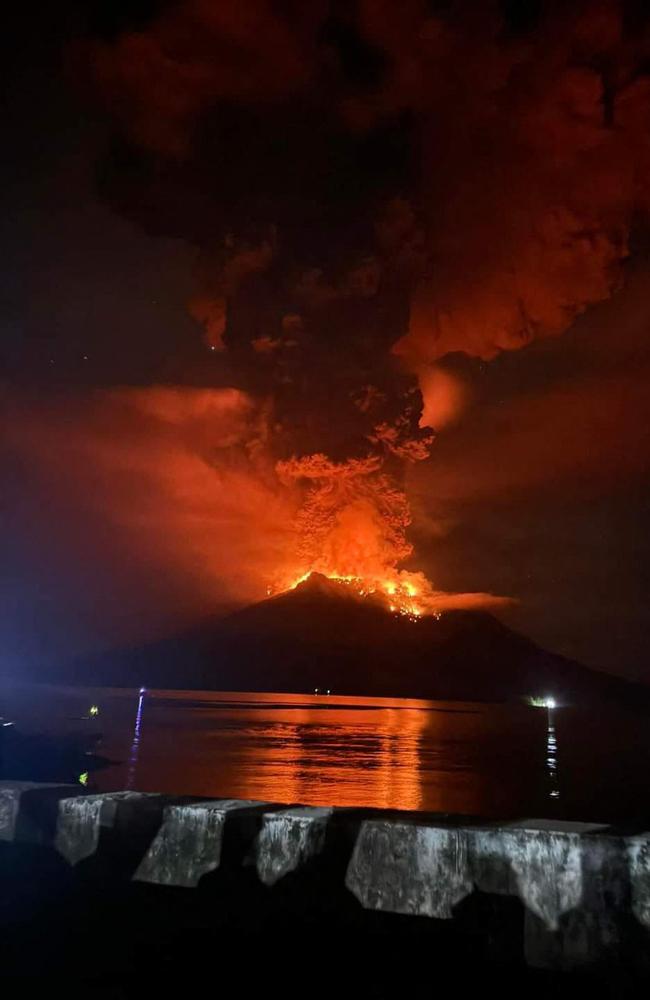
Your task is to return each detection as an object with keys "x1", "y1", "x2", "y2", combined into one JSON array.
[{"x1": 3, "y1": 1, "x2": 650, "y2": 681}]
